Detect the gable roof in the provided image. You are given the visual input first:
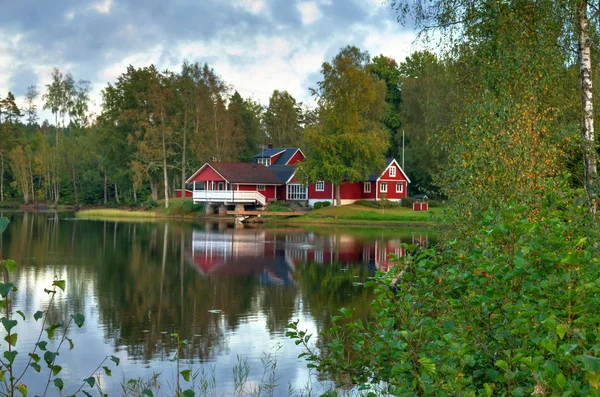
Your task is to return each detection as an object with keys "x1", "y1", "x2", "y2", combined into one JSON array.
[
  {"x1": 268, "y1": 165, "x2": 296, "y2": 184},
  {"x1": 210, "y1": 162, "x2": 283, "y2": 184},
  {"x1": 254, "y1": 147, "x2": 304, "y2": 166},
  {"x1": 368, "y1": 158, "x2": 411, "y2": 183}
]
